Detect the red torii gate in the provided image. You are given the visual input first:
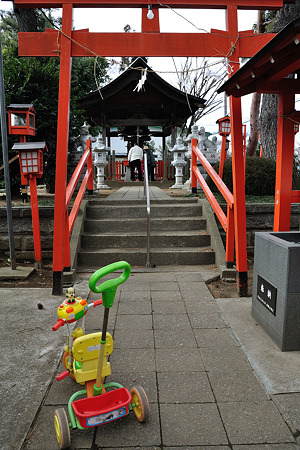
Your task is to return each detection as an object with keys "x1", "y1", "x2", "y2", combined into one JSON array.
[{"x1": 13, "y1": 0, "x2": 293, "y2": 295}]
